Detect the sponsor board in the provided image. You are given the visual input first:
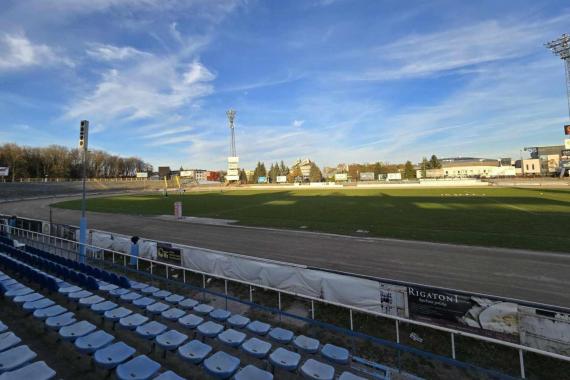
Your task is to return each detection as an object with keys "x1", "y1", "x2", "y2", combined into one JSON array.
[
  {"x1": 359, "y1": 172, "x2": 375, "y2": 181},
  {"x1": 157, "y1": 242, "x2": 182, "y2": 264},
  {"x1": 0, "y1": 167, "x2": 9, "y2": 176},
  {"x1": 180, "y1": 170, "x2": 194, "y2": 177},
  {"x1": 566, "y1": 139, "x2": 570, "y2": 149},
  {"x1": 257, "y1": 176, "x2": 267, "y2": 183},
  {"x1": 387, "y1": 172, "x2": 402, "y2": 181},
  {"x1": 227, "y1": 156, "x2": 239, "y2": 163},
  {"x1": 276, "y1": 175, "x2": 287, "y2": 183},
  {"x1": 228, "y1": 162, "x2": 239, "y2": 170},
  {"x1": 226, "y1": 175, "x2": 239, "y2": 181},
  {"x1": 335, "y1": 173, "x2": 348, "y2": 181},
  {"x1": 565, "y1": 124, "x2": 570, "y2": 135},
  {"x1": 227, "y1": 169, "x2": 239, "y2": 176},
  {"x1": 136, "y1": 172, "x2": 148, "y2": 178},
  {"x1": 562, "y1": 150, "x2": 570, "y2": 157}
]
